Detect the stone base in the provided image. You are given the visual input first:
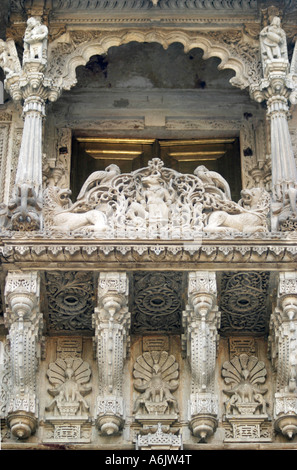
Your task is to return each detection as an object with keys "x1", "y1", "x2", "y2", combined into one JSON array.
[{"x1": 224, "y1": 414, "x2": 272, "y2": 442}]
